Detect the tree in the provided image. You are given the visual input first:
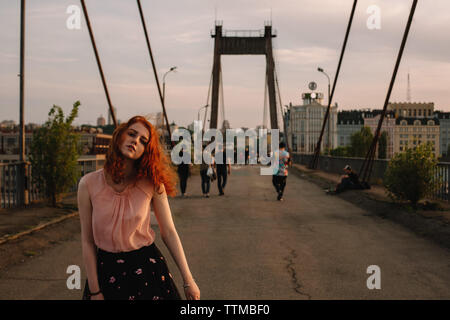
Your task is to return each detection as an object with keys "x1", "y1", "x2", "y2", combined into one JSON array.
[
  {"x1": 378, "y1": 131, "x2": 388, "y2": 159},
  {"x1": 29, "y1": 101, "x2": 81, "y2": 207},
  {"x1": 383, "y1": 143, "x2": 439, "y2": 206},
  {"x1": 330, "y1": 146, "x2": 351, "y2": 157},
  {"x1": 349, "y1": 126, "x2": 373, "y2": 157}
]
